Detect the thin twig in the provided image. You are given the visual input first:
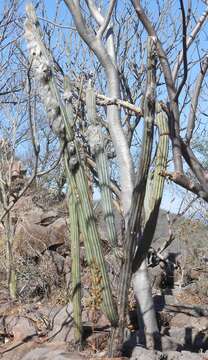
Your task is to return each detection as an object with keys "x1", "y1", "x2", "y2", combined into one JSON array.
[{"x1": 38, "y1": 16, "x2": 76, "y2": 31}]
